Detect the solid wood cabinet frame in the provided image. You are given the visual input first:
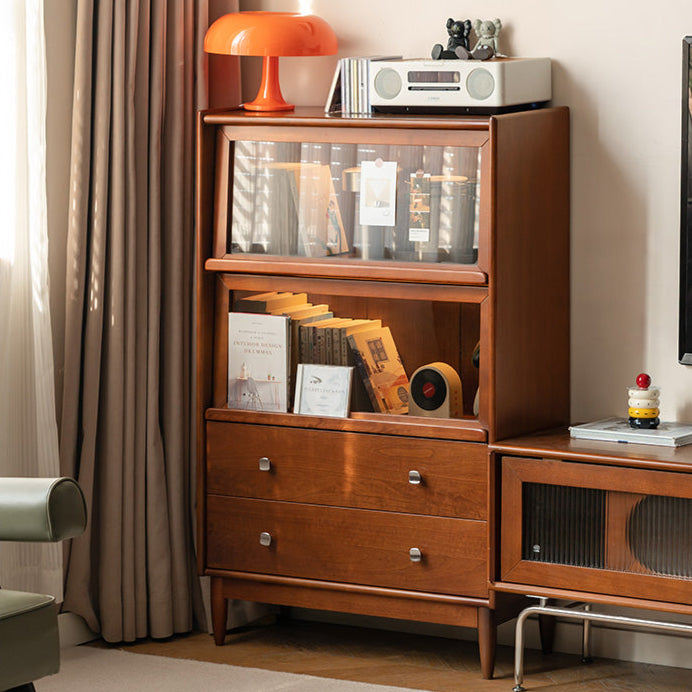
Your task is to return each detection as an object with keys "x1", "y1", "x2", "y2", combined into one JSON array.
[
  {"x1": 195, "y1": 107, "x2": 570, "y2": 678},
  {"x1": 492, "y1": 431, "x2": 692, "y2": 617}
]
